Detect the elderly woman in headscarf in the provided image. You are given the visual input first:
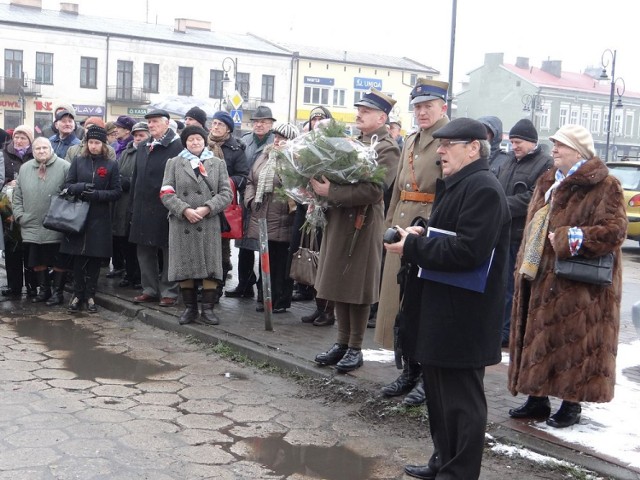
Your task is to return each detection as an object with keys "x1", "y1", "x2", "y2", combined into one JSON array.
[
  {"x1": 161, "y1": 125, "x2": 232, "y2": 326},
  {"x1": 508, "y1": 124, "x2": 627, "y2": 429},
  {"x1": 244, "y1": 122, "x2": 299, "y2": 313},
  {"x1": 12, "y1": 137, "x2": 71, "y2": 305},
  {"x1": 1, "y1": 125, "x2": 37, "y2": 298}
]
